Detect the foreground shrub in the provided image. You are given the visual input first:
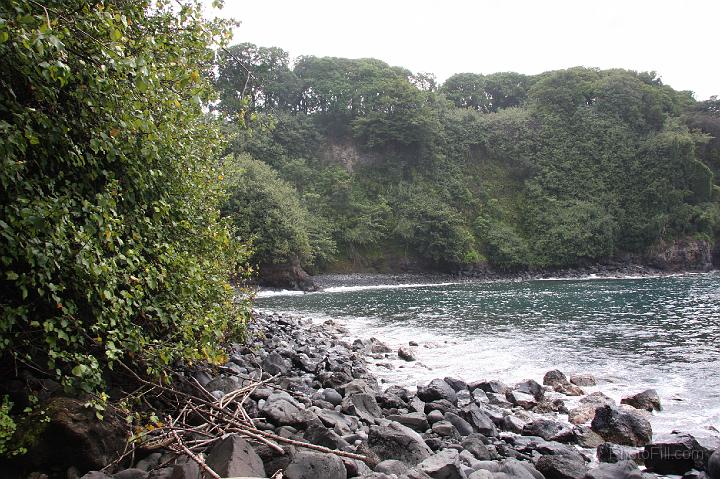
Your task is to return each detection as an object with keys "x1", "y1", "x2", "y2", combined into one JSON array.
[{"x1": 0, "y1": 0, "x2": 251, "y2": 405}]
